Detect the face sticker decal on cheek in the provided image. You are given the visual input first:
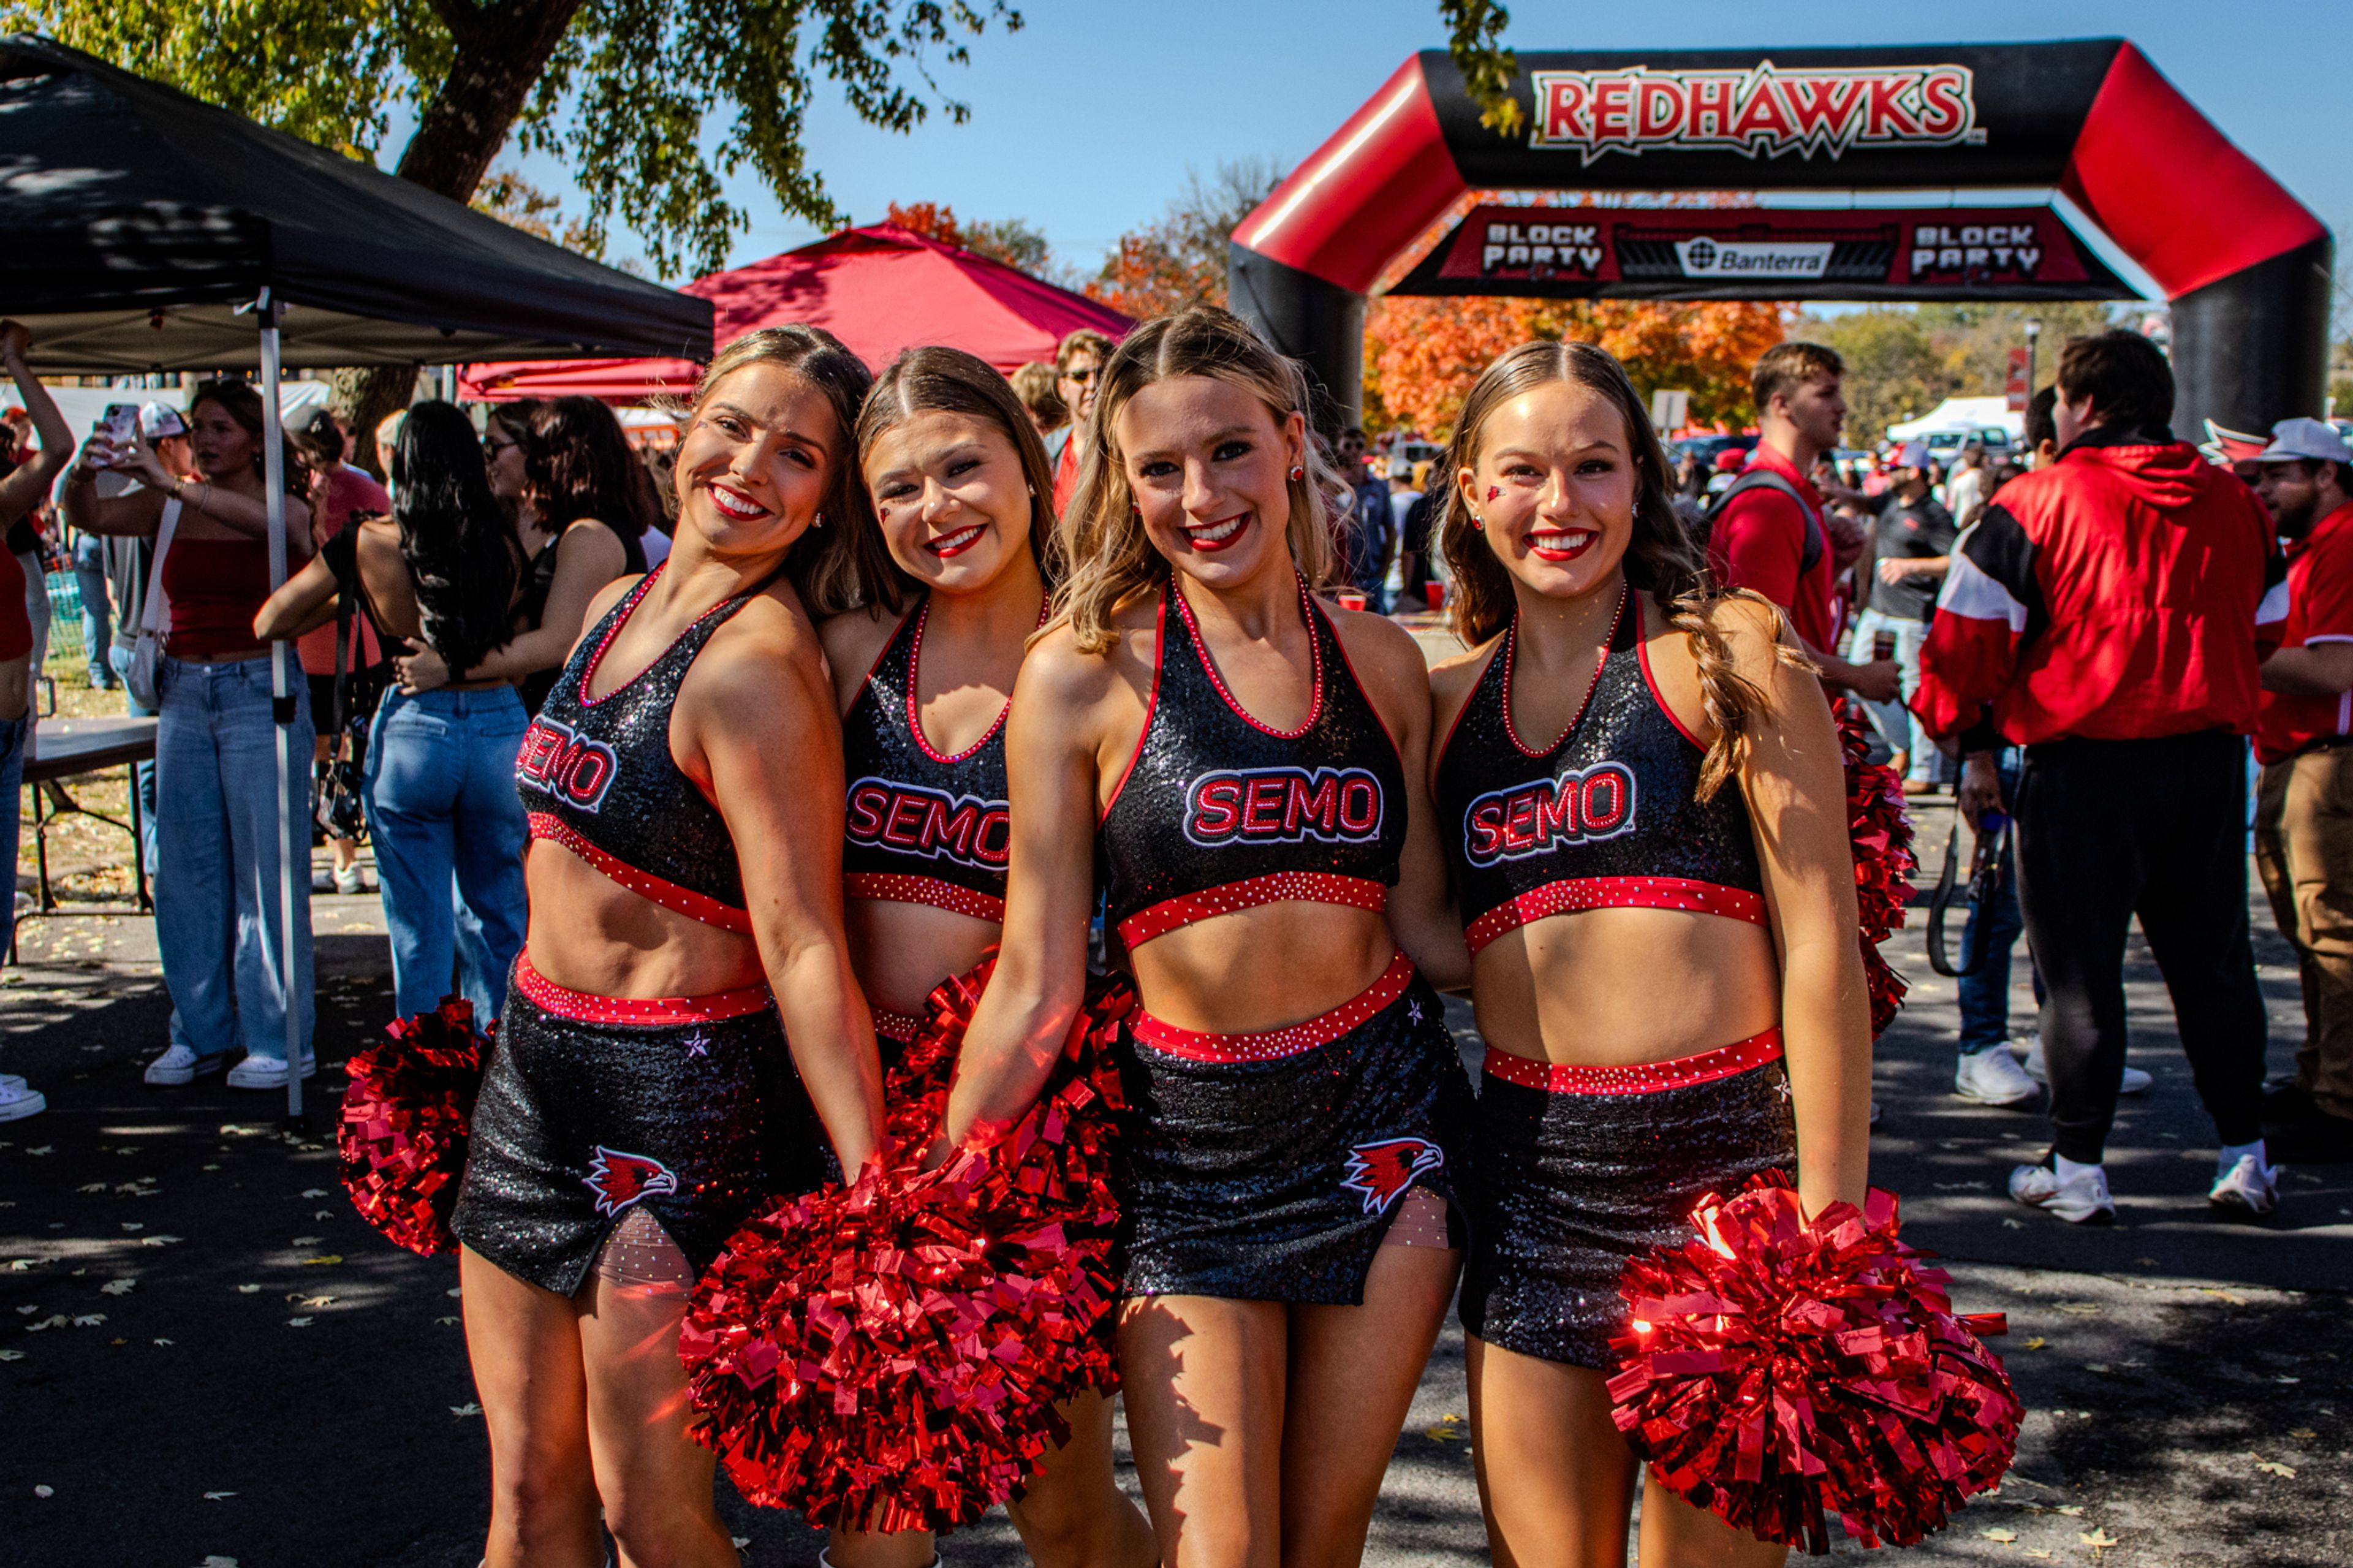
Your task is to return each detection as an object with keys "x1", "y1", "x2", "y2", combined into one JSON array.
[{"x1": 1487, "y1": 486, "x2": 1502, "y2": 502}]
